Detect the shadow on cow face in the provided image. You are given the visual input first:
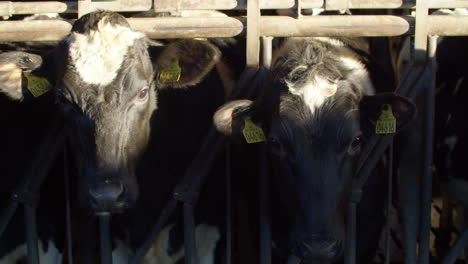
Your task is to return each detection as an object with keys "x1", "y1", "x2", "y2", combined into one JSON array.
[
  {"x1": 214, "y1": 69, "x2": 416, "y2": 262},
  {"x1": 0, "y1": 11, "x2": 220, "y2": 214}
]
